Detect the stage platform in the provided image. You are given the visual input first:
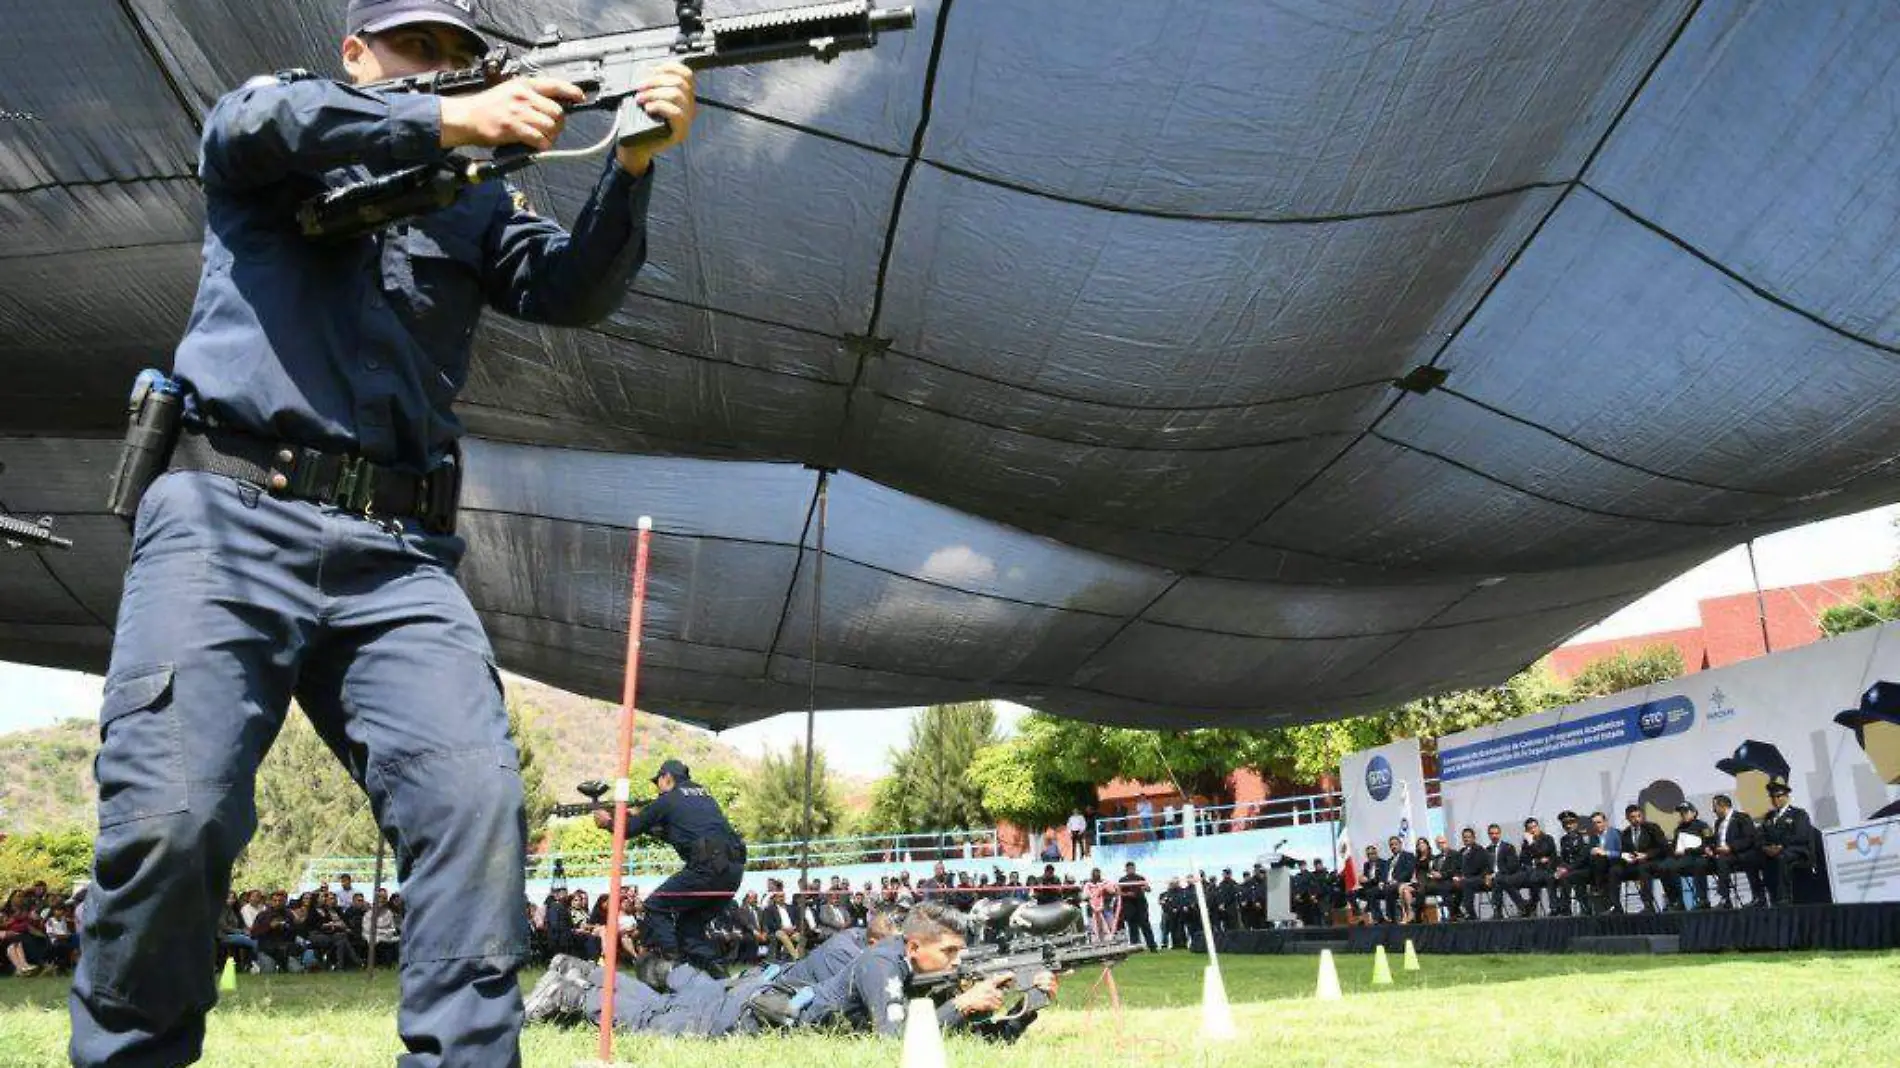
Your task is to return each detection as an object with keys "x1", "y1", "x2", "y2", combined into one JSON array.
[{"x1": 1214, "y1": 903, "x2": 1900, "y2": 955}]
